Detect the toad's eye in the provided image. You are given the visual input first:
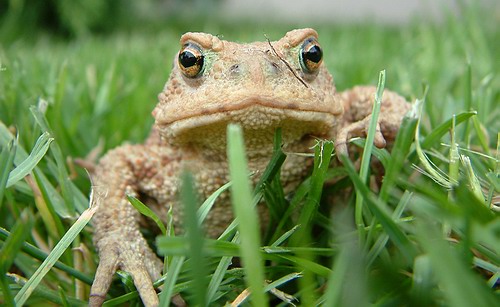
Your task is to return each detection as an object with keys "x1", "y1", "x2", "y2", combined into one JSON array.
[
  {"x1": 178, "y1": 43, "x2": 204, "y2": 78},
  {"x1": 300, "y1": 38, "x2": 323, "y2": 73}
]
